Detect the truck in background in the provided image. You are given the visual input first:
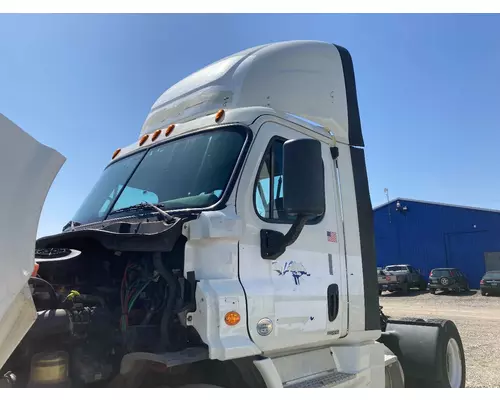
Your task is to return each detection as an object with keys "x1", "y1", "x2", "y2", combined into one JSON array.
[
  {"x1": 378, "y1": 264, "x2": 427, "y2": 295},
  {"x1": 0, "y1": 41, "x2": 466, "y2": 388}
]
